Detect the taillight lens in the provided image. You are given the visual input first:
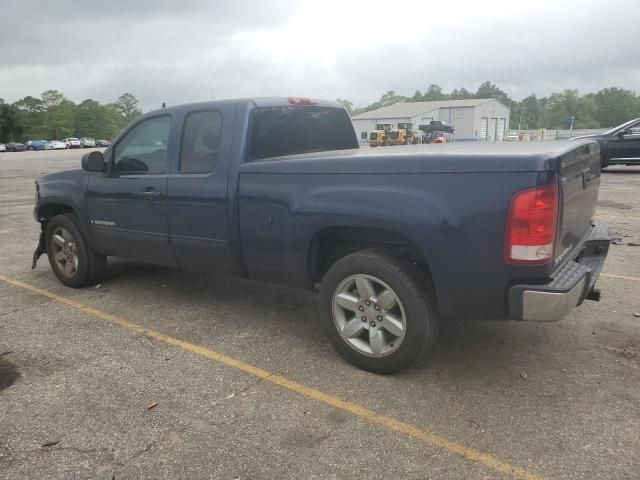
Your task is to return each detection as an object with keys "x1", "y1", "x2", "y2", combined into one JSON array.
[{"x1": 505, "y1": 182, "x2": 558, "y2": 264}]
